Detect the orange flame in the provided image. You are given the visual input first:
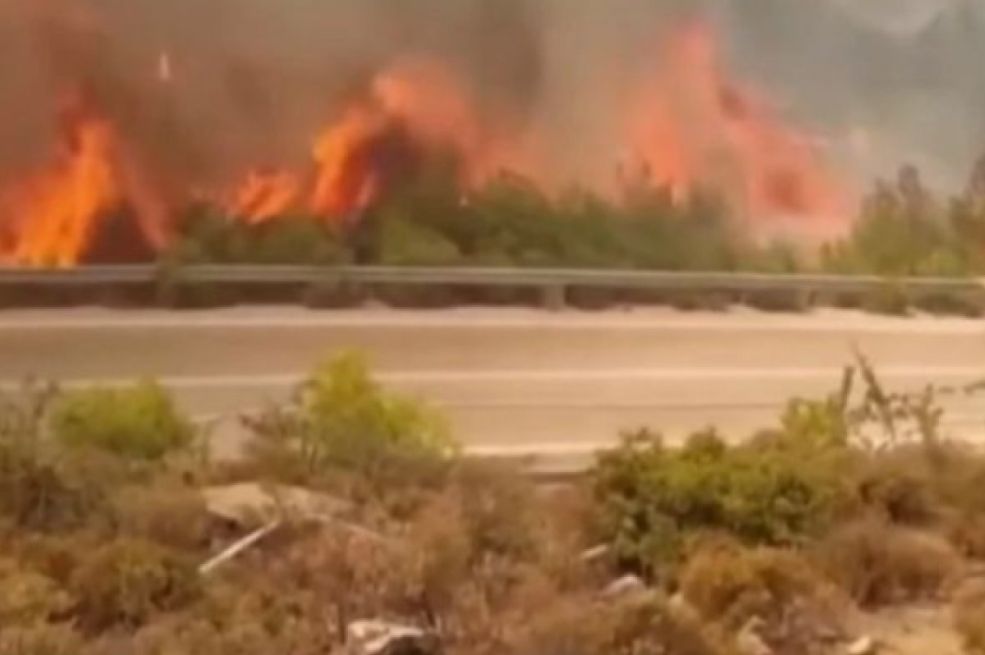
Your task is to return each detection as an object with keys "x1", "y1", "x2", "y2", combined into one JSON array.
[
  {"x1": 630, "y1": 20, "x2": 847, "y2": 226},
  {"x1": 226, "y1": 57, "x2": 529, "y2": 224},
  {"x1": 1, "y1": 98, "x2": 120, "y2": 267},
  {"x1": 310, "y1": 104, "x2": 388, "y2": 218},
  {"x1": 6, "y1": 20, "x2": 850, "y2": 267},
  {"x1": 228, "y1": 168, "x2": 301, "y2": 224}
]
